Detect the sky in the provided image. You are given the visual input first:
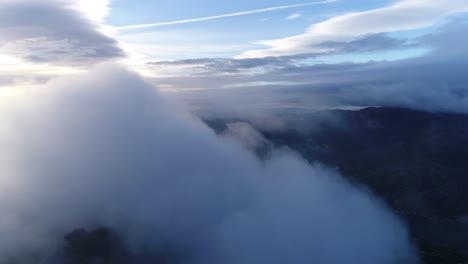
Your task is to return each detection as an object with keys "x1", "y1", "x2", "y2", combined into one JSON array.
[
  {"x1": 108, "y1": 0, "x2": 429, "y2": 60},
  {"x1": 0, "y1": 1, "x2": 467, "y2": 262},
  {"x1": 1, "y1": 0, "x2": 468, "y2": 113}
]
